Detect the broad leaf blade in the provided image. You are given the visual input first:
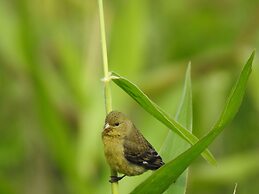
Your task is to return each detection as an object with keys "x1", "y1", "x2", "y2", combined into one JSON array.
[
  {"x1": 130, "y1": 51, "x2": 254, "y2": 194},
  {"x1": 111, "y1": 72, "x2": 216, "y2": 165},
  {"x1": 160, "y1": 63, "x2": 192, "y2": 194}
]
